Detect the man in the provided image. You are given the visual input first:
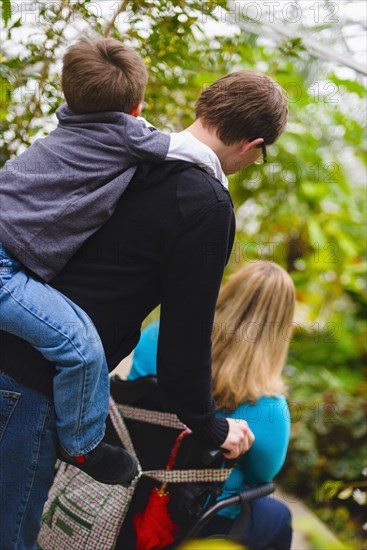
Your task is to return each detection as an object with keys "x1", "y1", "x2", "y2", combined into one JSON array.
[{"x1": 0, "y1": 69, "x2": 287, "y2": 549}]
